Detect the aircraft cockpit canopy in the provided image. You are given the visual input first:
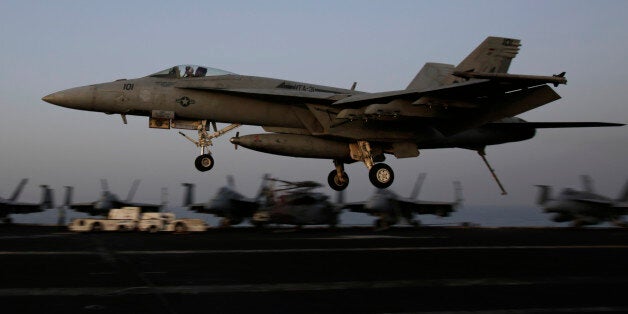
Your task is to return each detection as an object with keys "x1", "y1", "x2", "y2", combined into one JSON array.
[{"x1": 148, "y1": 65, "x2": 235, "y2": 79}]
